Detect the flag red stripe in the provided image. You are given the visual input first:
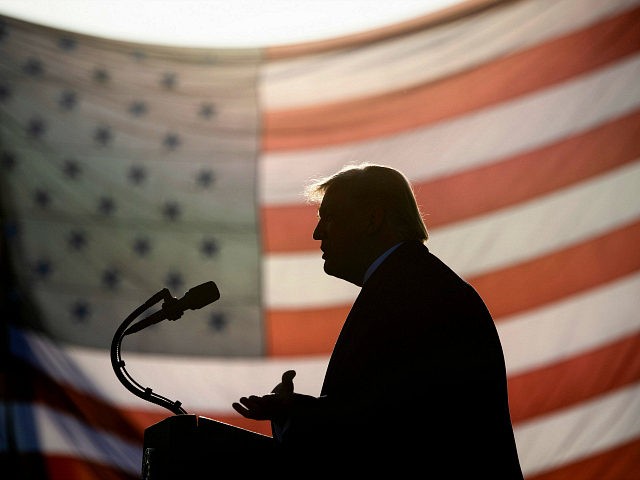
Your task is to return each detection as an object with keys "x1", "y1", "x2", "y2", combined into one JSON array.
[
  {"x1": 262, "y1": 110, "x2": 640, "y2": 253},
  {"x1": 266, "y1": 305, "x2": 350, "y2": 356},
  {"x1": 263, "y1": 6, "x2": 640, "y2": 151},
  {"x1": 508, "y1": 333, "x2": 640, "y2": 424},
  {"x1": 9, "y1": 357, "x2": 145, "y2": 443},
  {"x1": 526, "y1": 437, "x2": 640, "y2": 480},
  {"x1": 472, "y1": 220, "x2": 640, "y2": 319},
  {"x1": 267, "y1": 220, "x2": 640, "y2": 355}
]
